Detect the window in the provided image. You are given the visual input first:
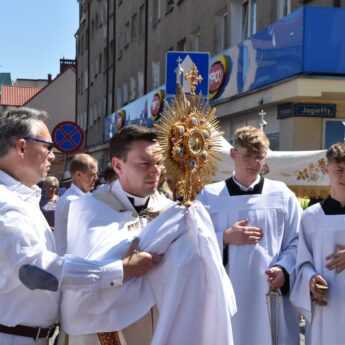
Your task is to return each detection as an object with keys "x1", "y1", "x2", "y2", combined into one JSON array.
[
  {"x1": 122, "y1": 83, "x2": 129, "y2": 105},
  {"x1": 95, "y1": 13, "x2": 99, "y2": 28},
  {"x1": 139, "y1": 5, "x2": 145, "y2": 37},
  {"x1": 100, "y1": 6, "x2": 106, "y2": 26},
  {"x1": 103, "y1": 47, "x2": 108, "y2": 72},
  {"x1": 166, "y1": 0, "x2": 174, "y2": 13},
  {"x1": 215, "y1": 11, "x2": 228, "y2": 53},
  {"x1": 109, "y1": 0, "x2": 114, "y2": 15},
  {"x1": 152, "y1": 0, "x2": 161, "y2": 25},
  {"x1": 130, "y1": 77, "x2": 136, "y2": 101},
  {"x1": 137, "y1": 71, "x2": 144, "y2": 97},
  {"x1": 95, "y1": 59, "x2": 98, "y2": 79},
  {"x1": 98, "y1": 53, "x2": 102, "y2": 73},
  {"x1": 277, "y1": 0, "x2": 291, "y2": 19},
  {"x1": 242, "y1": 2, "x2": 249, "y2": 39},
  {"x1": 103, "y1": 21, "x2": 107, "y2": 39},
  {"x1": 88, "y1": 107, "x2": 93, "y2": 128},
  {"x1": 131, "y1": 13, "x2": 137, "y2": 40},
  {"x1": 323, "y1": 119, "x2": 345, "y2": 148},
  {"x1": 251, "y1": 0, "x2": 256, "y2": 35},
  {"x1": 190, "y1": 30, "x2": 200, "y2": 51},
  {"x1": 267, "y1": 133, "x2": 280, "y2": 151},
  {"x1": 177, "y1": 37, "x2": 186, "y2": 51},
  {"x1": 109, "y1": 41, "x2": 114, "y2": 66},
  {"x1": 152, "y1": 61, "x2": 160, "y2": 89},
  {"x1": 85, "y1": 28, "x2": 89, "y2": 49},
  {"x1": 90, "y1": 63, "x2": 94, "y2": 83},
  {"x1": 80, "y1": 34, "x2": 84, "y2": 55},
  {"x1": 242, "y1": 0, "x2": 256, "y2": 40},
  {"x1": 82, "y1": 111, "x2": 87, "y2": 131},
  {"x1": 117, "y1": 33, "x2": 123, "y2": 60},
  {"x1": 91, "y1": 19, "x2": 95, "y2": 39},
  {"x1": 79, "y1": 111, "x2": 87, "y2": 131},
  {"x1": 93, "y1": 103, "x2": 98, "y2": 123},
  {"x1": 98, "y1": 100, "x2": 103, "y2": 119},
  {"x1": 117, "y1": 87, "x2": 122, "y2": 108},
  {"x1": 83, "y1": 70, "x2": 88, "y2": 91},
  {"x1": 108, "y1": 93, "x2": 113, "y2": 113},
  {"x1": 103, "y1": 97, "x2": 106, "y2": 117},
  {"x1": 124, "y1": 21, "x2": 130, "y2": 48},
  {"x1": 77, "y1": 35, "x2": 82, "y2": 56}
]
